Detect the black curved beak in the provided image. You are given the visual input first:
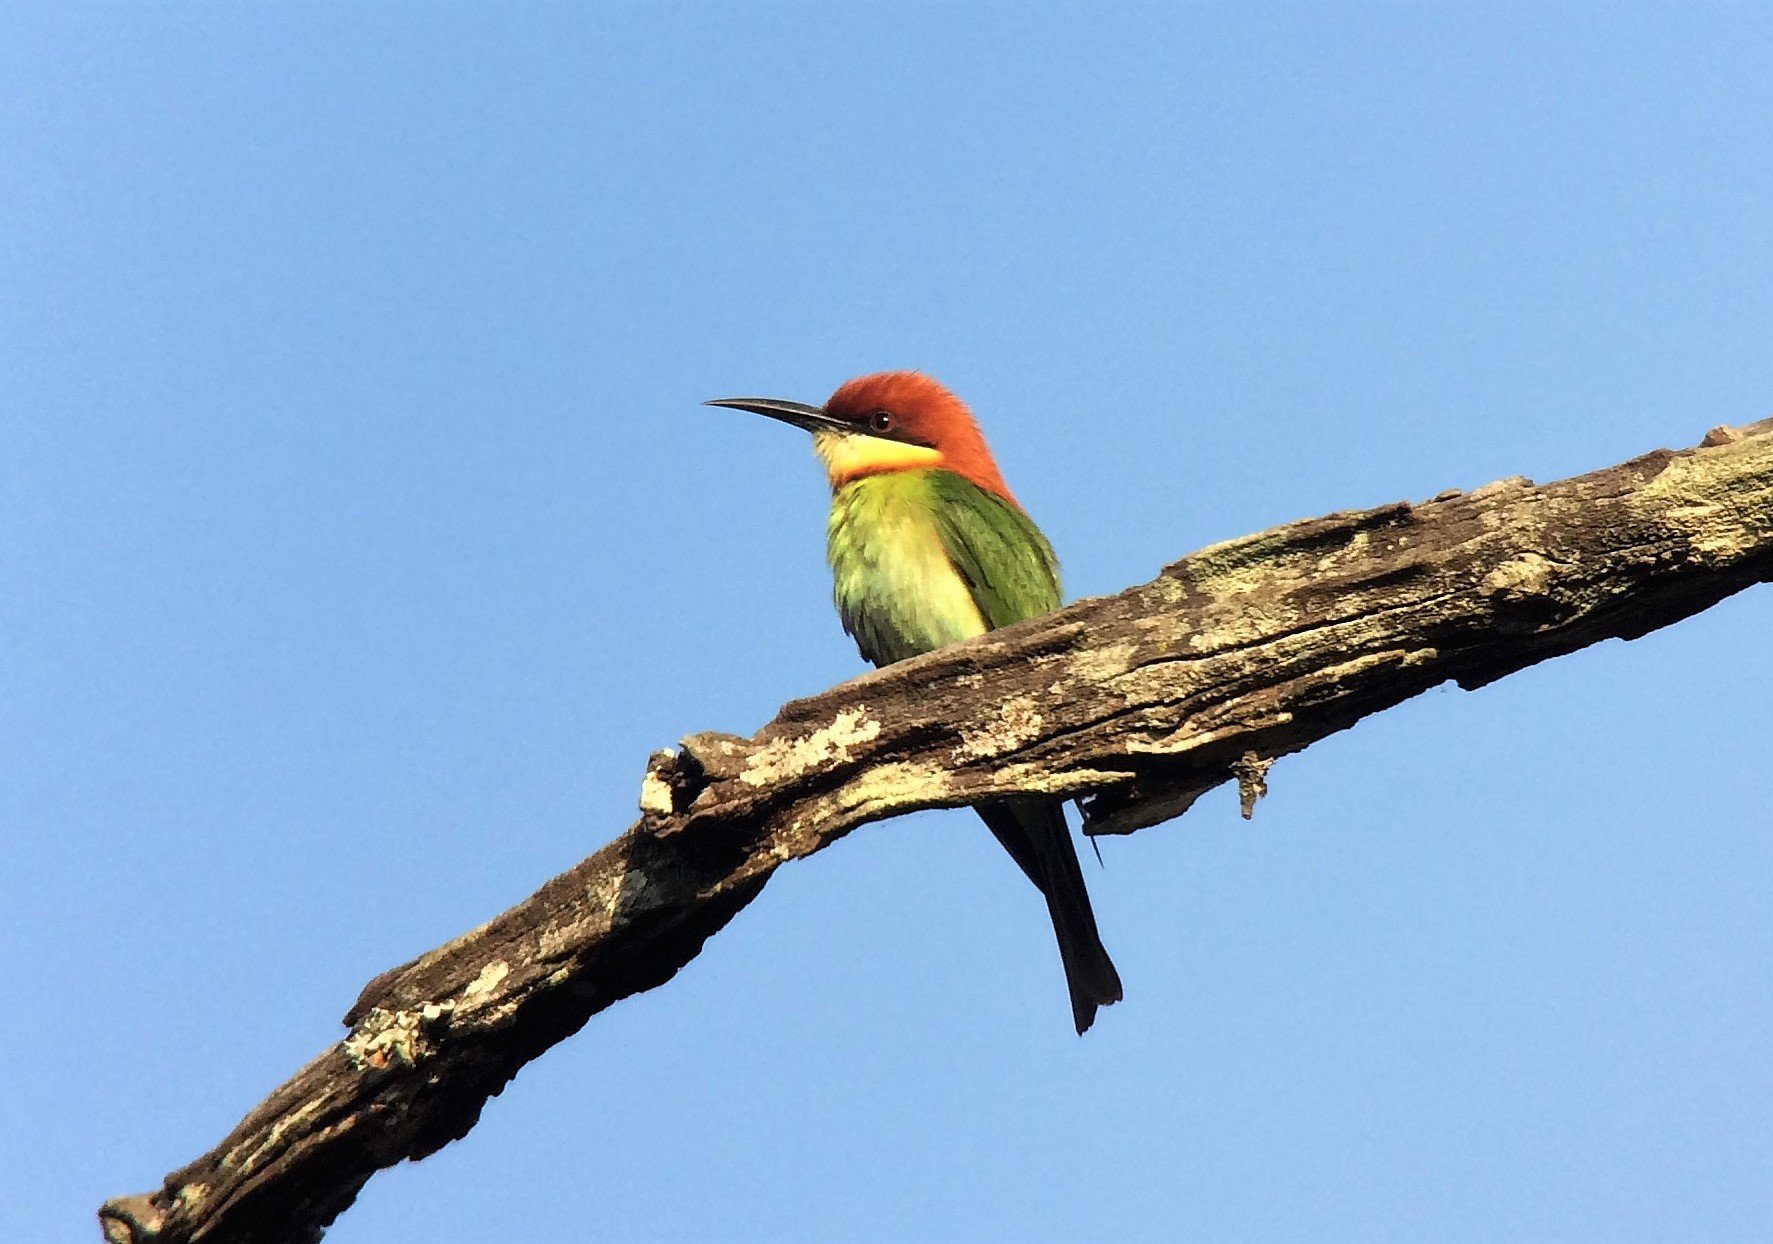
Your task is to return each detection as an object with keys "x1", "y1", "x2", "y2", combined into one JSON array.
[{"x1": 704, "y1": 396, "x2": 852, "y2": 435}]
